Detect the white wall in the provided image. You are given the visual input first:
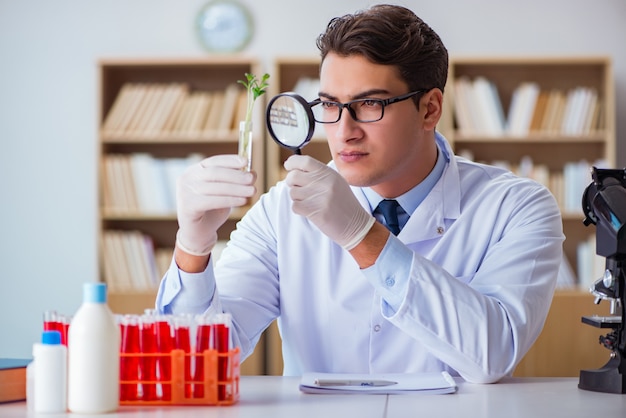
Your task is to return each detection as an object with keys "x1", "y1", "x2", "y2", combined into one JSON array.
[{"x1": 1, "y1": 0, "x2": 625, "y2": 358}]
